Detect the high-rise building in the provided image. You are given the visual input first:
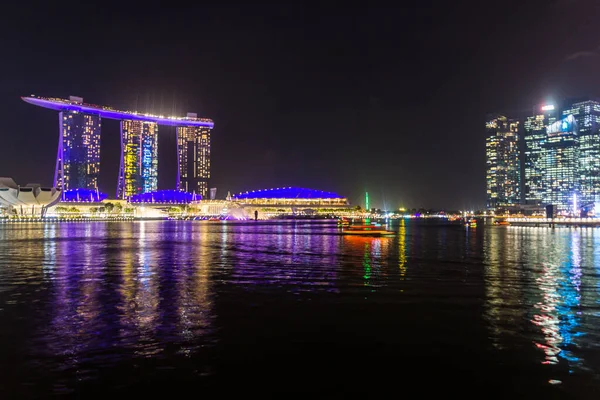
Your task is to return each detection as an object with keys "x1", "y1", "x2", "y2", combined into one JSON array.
[
  {"x1": 177, "y1": 125, "x2": 211, "y2": 197},
  {"x1": 117, "y1": 120, "x2": 159, "y2": 199},
  {"x1": 486, "y1": 115, "x2": 521, "y2": 210},
  {"x1": 483, "y1": 98, "x2": 600, "y2": 214},
  {"x1": 23, "y1": 95, "x2": 215, "y2": 199},
  {"x1": 542, "y1": 115, "x2": 579, "y2": 212},
  {"x1": 55, "y1": 109, "x2": 101, "y2": 193},
  {"x1": 523, "y1": 105, "x2": 557, "y2": 204},
  {"x1": 562, "y1": 100, "x2": 600, "y2": 209}
]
